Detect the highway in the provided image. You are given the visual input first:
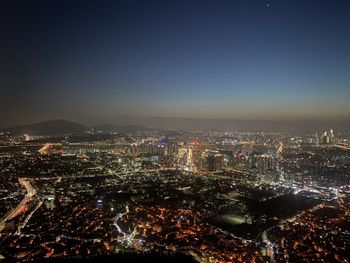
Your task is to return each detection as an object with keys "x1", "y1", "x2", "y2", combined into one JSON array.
[
  {"x1": 16, "y1": 199, "x2": 43, "y2": 235},
  {"x1": 334, "y1": 143, "x2": 350, "y2": 150},
  {"x1": 0, "y1": 178, "x2": 37, "y2": 233}
]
